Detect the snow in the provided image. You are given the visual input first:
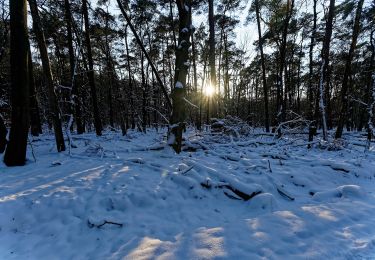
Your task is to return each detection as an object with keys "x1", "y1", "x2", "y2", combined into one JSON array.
[
  {"x1": 0, "y1": 129, "x2": 375, "y2": 259},
  {"x1": 175, "y1": 81, "x2": 184, "y2": 89}
]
